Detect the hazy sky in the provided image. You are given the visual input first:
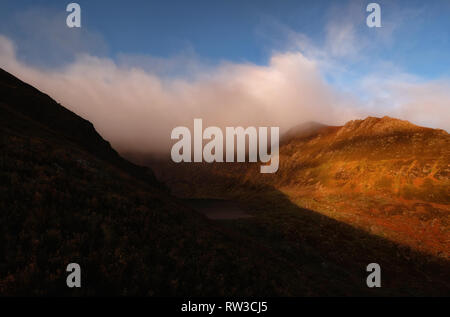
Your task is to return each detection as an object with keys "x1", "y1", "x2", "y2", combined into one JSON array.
[{"x1": 0, "y1": 0, "x2": 449, "y2": 155}]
